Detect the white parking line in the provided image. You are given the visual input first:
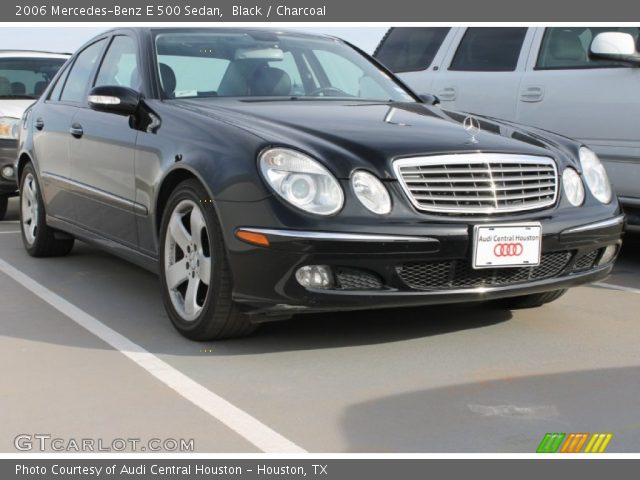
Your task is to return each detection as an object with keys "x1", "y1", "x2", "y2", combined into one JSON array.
[
  {"x1": 0, "y1": 258, "x2": 306, "y2": 454},
  {"x1": 593, "y1": 282, "x2": 640, "y2": 294}
]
